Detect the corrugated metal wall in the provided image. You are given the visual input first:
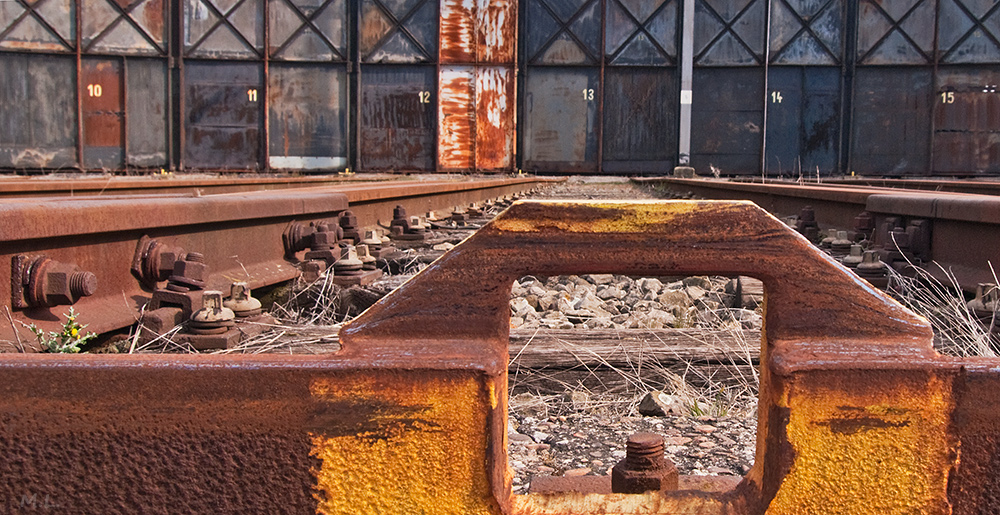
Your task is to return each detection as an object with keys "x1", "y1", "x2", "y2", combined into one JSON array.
[{"x1": 2, "y1": 0, "x2": 1000, "y2": 174}]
